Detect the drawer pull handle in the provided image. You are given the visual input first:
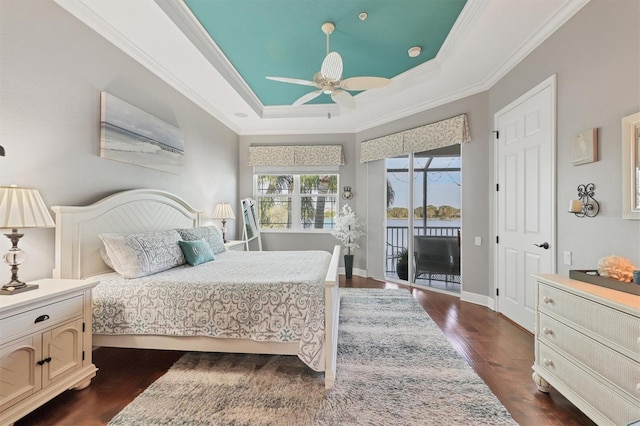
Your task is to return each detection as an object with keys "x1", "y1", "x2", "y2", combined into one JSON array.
[
  {"x1": 543, "y1": 359, "x2": 554, "y2": 367},
  {"x1": 34, "y1": 314, "x2": 50, "y2": 323},
  {"x1": 36, "y1": 357, "x2": 51, "y2": 366},
  {"x1": 543, "y1": 327, "x2": 553, "y2": 335},
  {"x1": 542, "y1": 296, "x2": 553, "y2": 304}
]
